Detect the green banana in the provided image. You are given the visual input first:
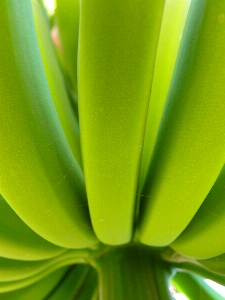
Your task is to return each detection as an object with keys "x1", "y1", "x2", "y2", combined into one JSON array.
[
  {"x1": 0, "y1": 248, "x2": 92, "y2": 293},
  {"x1": 0, "y1": 255, "x2": 60, "y2": 283},
  {"x1": 138, "y1": 0, "x2": 191, "y2": 196},
  {"x1": 32, "y1": 0, "x2": 82, "y2": 167},
  {"x1": 55, "y1": 0, "x2": 79, "y2": 94},
  {"x1": 0, "y1": 0, "x2": 97, "y2": 248},
  {"x1": 0, "y1": 195, "x2": 65, "y2": 261},
  {"x1": 0, "y1": 267, "x2": 69, "y2": 300},
  {"x1": 171, "y1": 165, "x2": 225, "y2": 259},
  {"x1": 0, "y1": 248, "x2": 91, "y2": 282},
  {"x1": 172, "y1": 271, "x2": 225, "y2": 300},
  {"x1": 1, "y1": 0, "x2": 225, "y2": 299},
  {"x1": 78, "y1": 0, "x2": 165, "y2": 245},
  {"x1": 198, "y1": 253, "x2": 225, "y2": 276},
  {"x1": 138, "y1": 0, "x2": 225, "y2": 246}
]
